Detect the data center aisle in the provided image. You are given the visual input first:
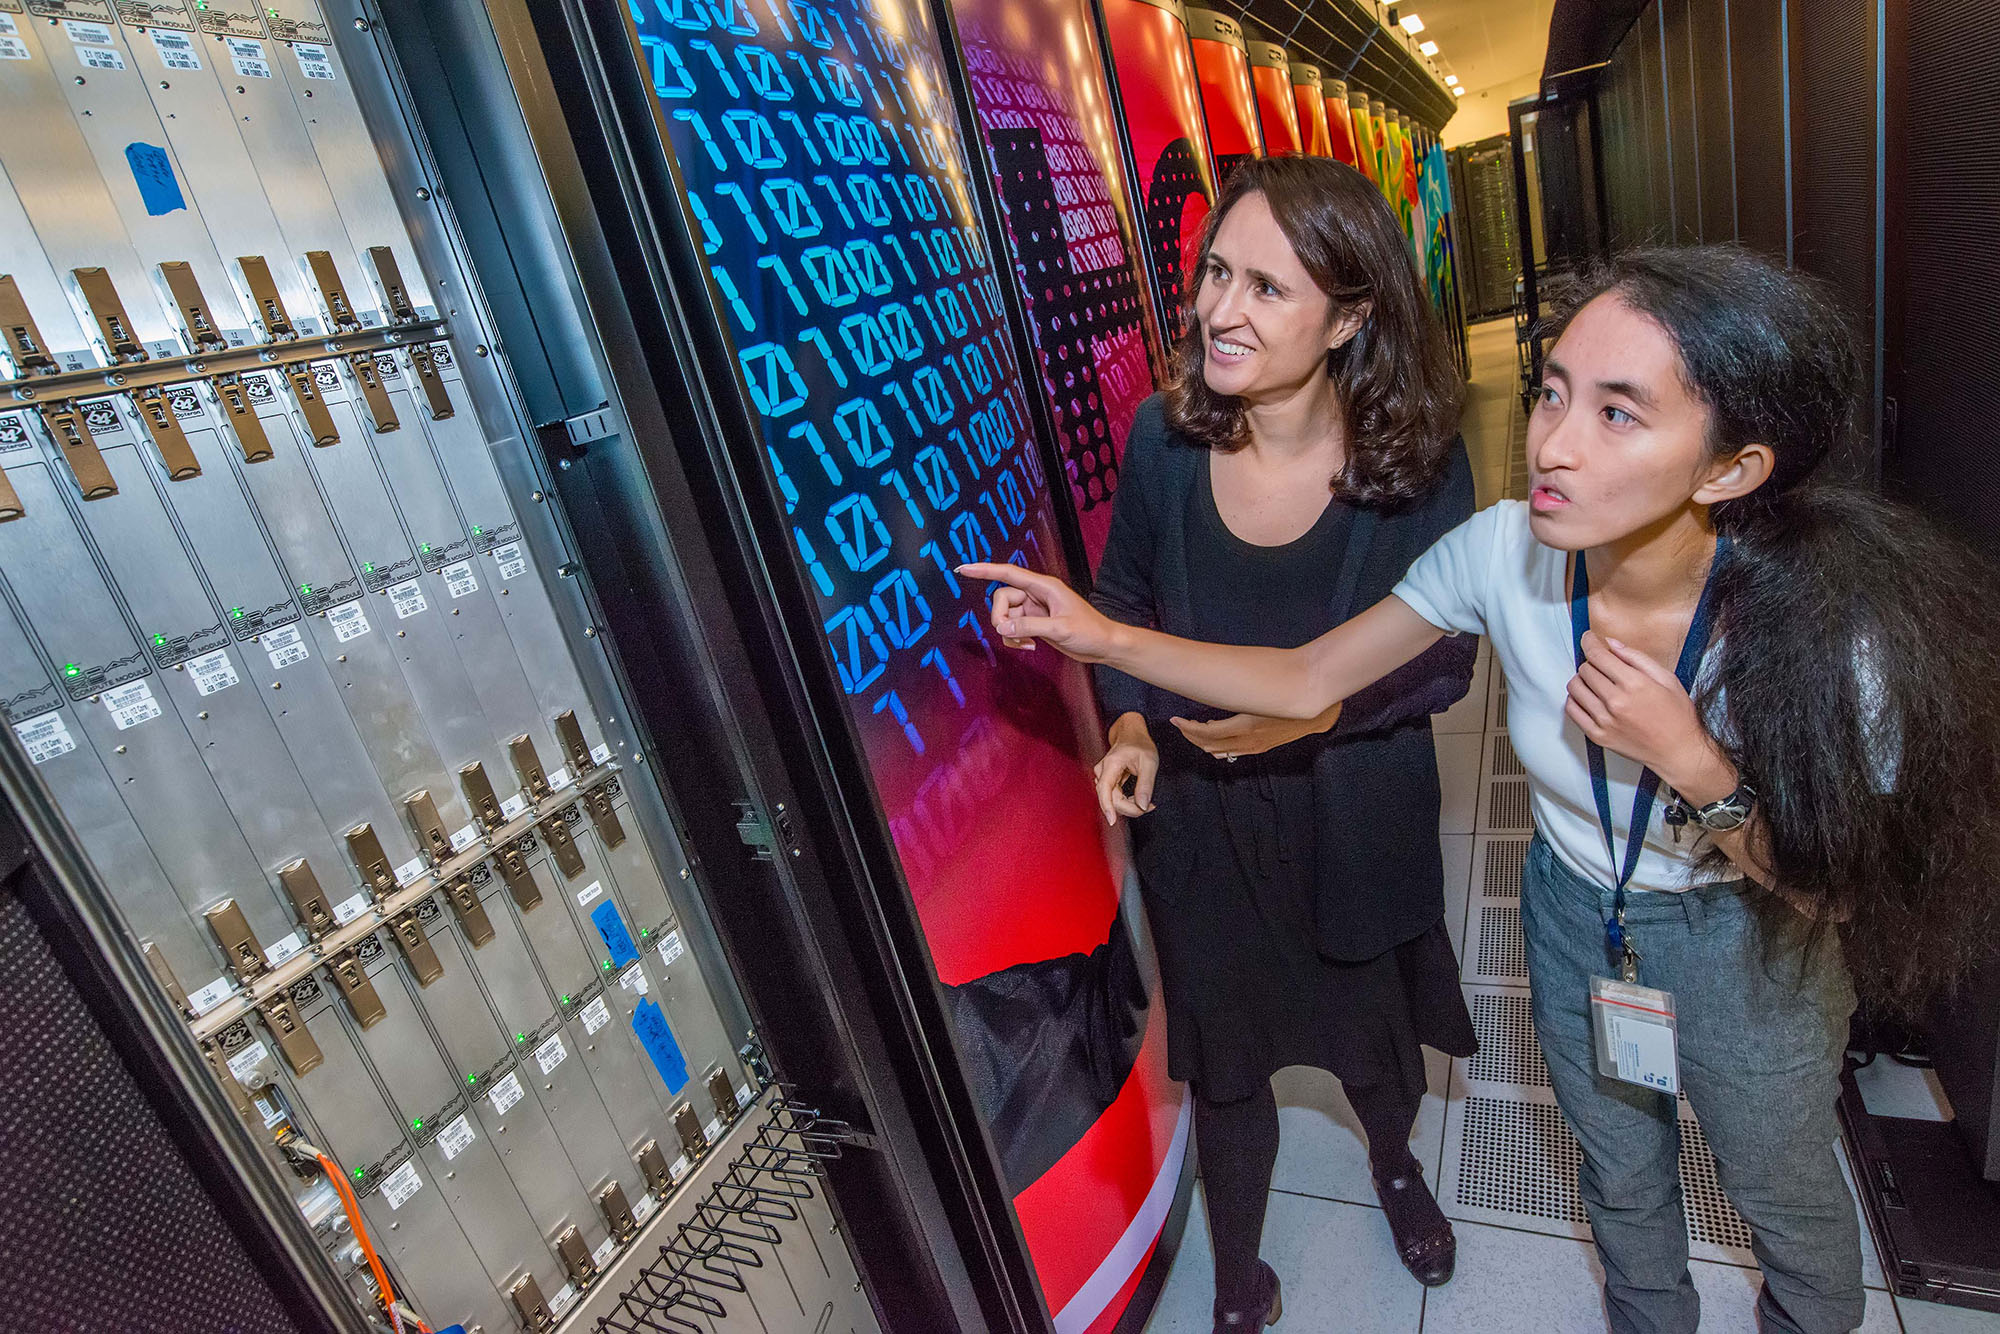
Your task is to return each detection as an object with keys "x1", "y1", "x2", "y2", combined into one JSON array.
[{"x1": 1141, "y1": 317, "x2": 1932, "y2": 1332}]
